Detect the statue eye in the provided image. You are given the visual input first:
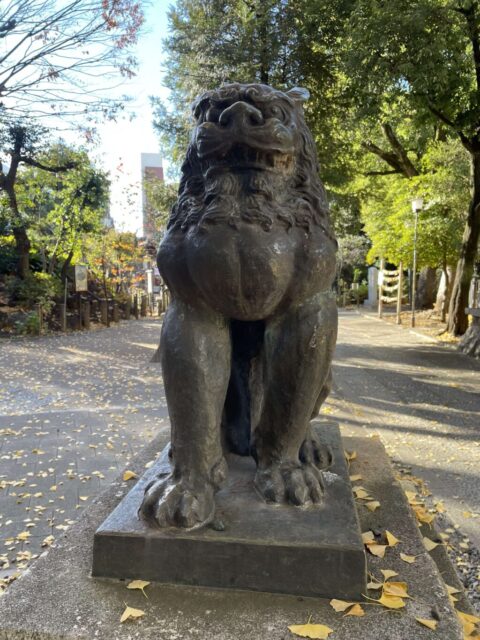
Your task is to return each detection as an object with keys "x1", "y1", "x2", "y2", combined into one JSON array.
[
  {"x1": 269, "y1": 105, "x2": 285, "y2": 120},
  {"x1": 206, "y1": 107, "x2": 220, "y2": 123}
]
